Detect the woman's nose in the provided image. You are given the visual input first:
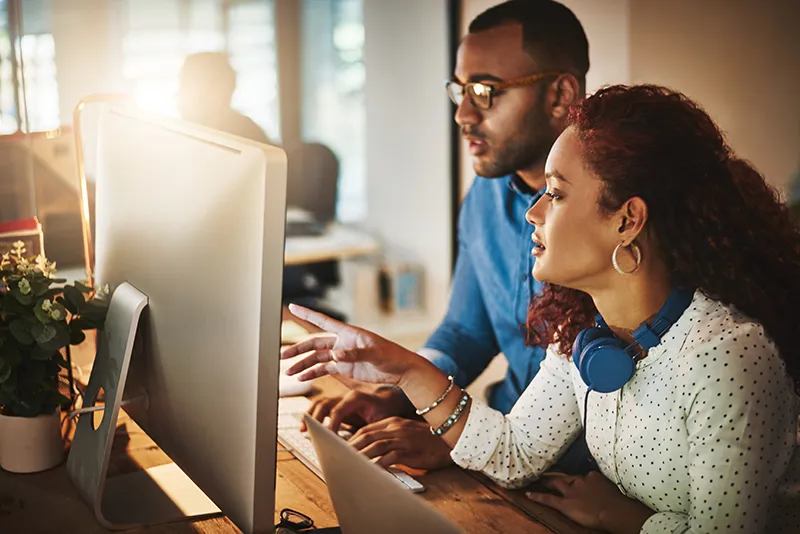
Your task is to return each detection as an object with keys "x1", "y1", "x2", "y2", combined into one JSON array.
[{"x1": 526, "y1": 197, "x2": 545, "y2": 226}]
